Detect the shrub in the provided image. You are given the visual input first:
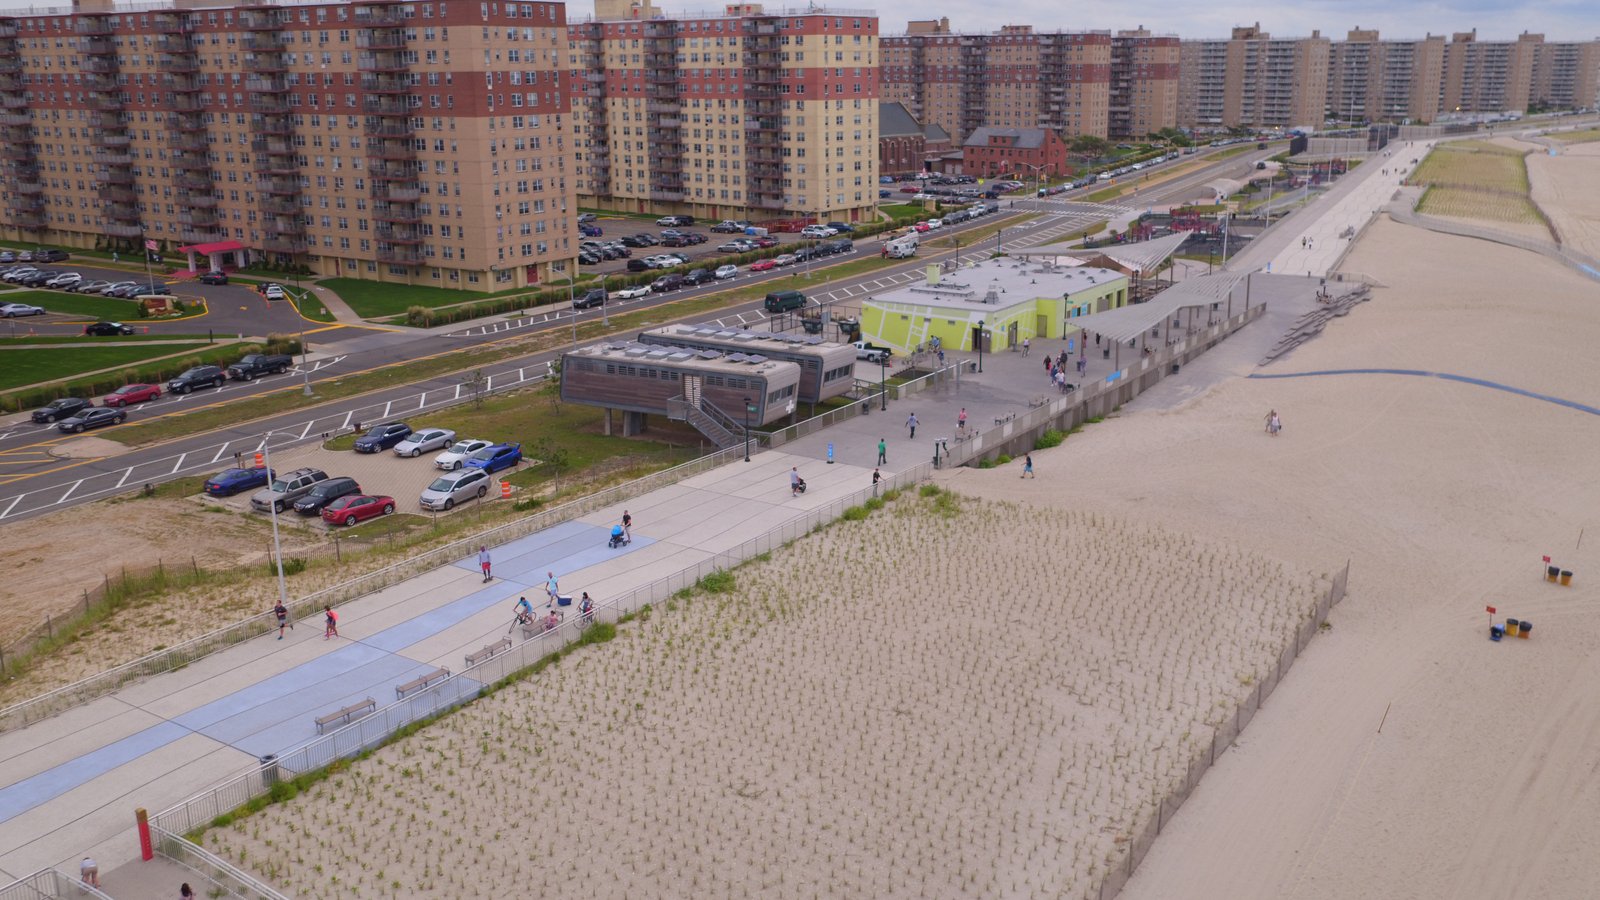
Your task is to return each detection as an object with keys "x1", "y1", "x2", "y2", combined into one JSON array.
[
  {"x1": 919, "y1": 484, "x2": 942, "y2": 498},
  {"x1": 996, "y1": 454, "x2": 1012, "y2": 465},
  {"x1": 1034, "y1": 429, "x2": 1065, "y2": 449},
  {"x1": 405, "y1": 306, "x2": 435, "y2": 328},
  {"x1": 864, "y1": 496, "x2": 885, "y2": 511},
  {"x1": 512, "y1": 496, "x2": 544, "y2": 512},
  {"x1": 977, "y1": 458, "x2": 996, "y2": 469},
  {"x1": 840, "y1": 505, "x2": 869, "y2": 521}
]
